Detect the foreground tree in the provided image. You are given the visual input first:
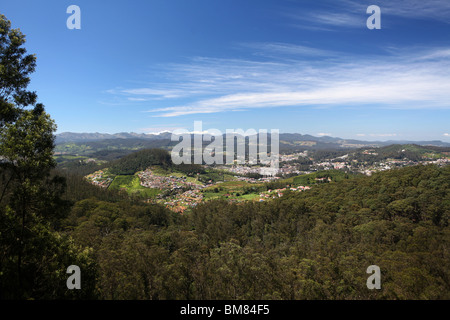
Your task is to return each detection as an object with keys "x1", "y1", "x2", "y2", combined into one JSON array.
[
  {"x1": 0, "y1": 14, "x2": 96, "y2": 299},
  {"x1": 0, "y1": 14, "x2": 37, "y2": 127}
]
